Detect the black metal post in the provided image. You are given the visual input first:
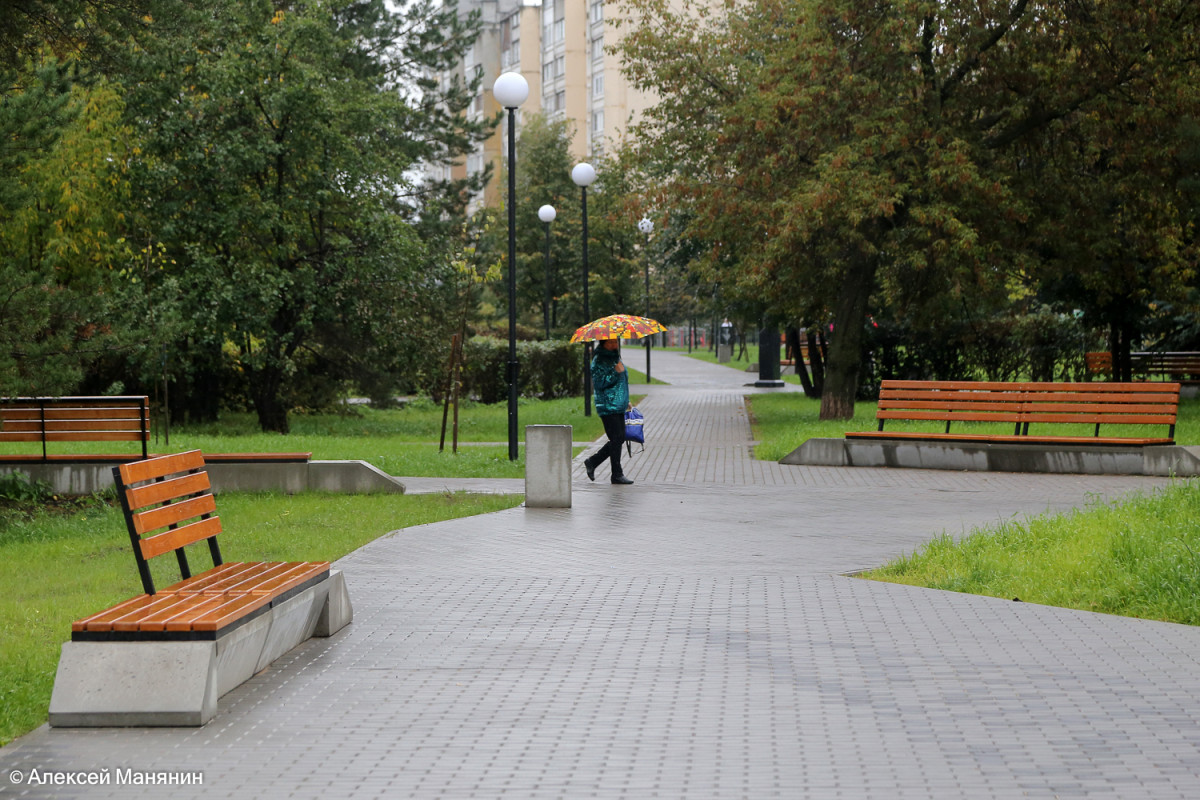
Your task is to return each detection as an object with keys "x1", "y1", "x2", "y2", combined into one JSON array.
[
  {"x1": 506, "y1": 106, "x2": 519, "y2": 460},
  {"x1": 582, "y1": 185, "x2": 592, "y2": 417},
  {"x1": 644, "y1": 237, "x2": 652, "y2": 383},
  {"x1": 543, "y1": 220, "x2": 552, "y2": 340}
]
